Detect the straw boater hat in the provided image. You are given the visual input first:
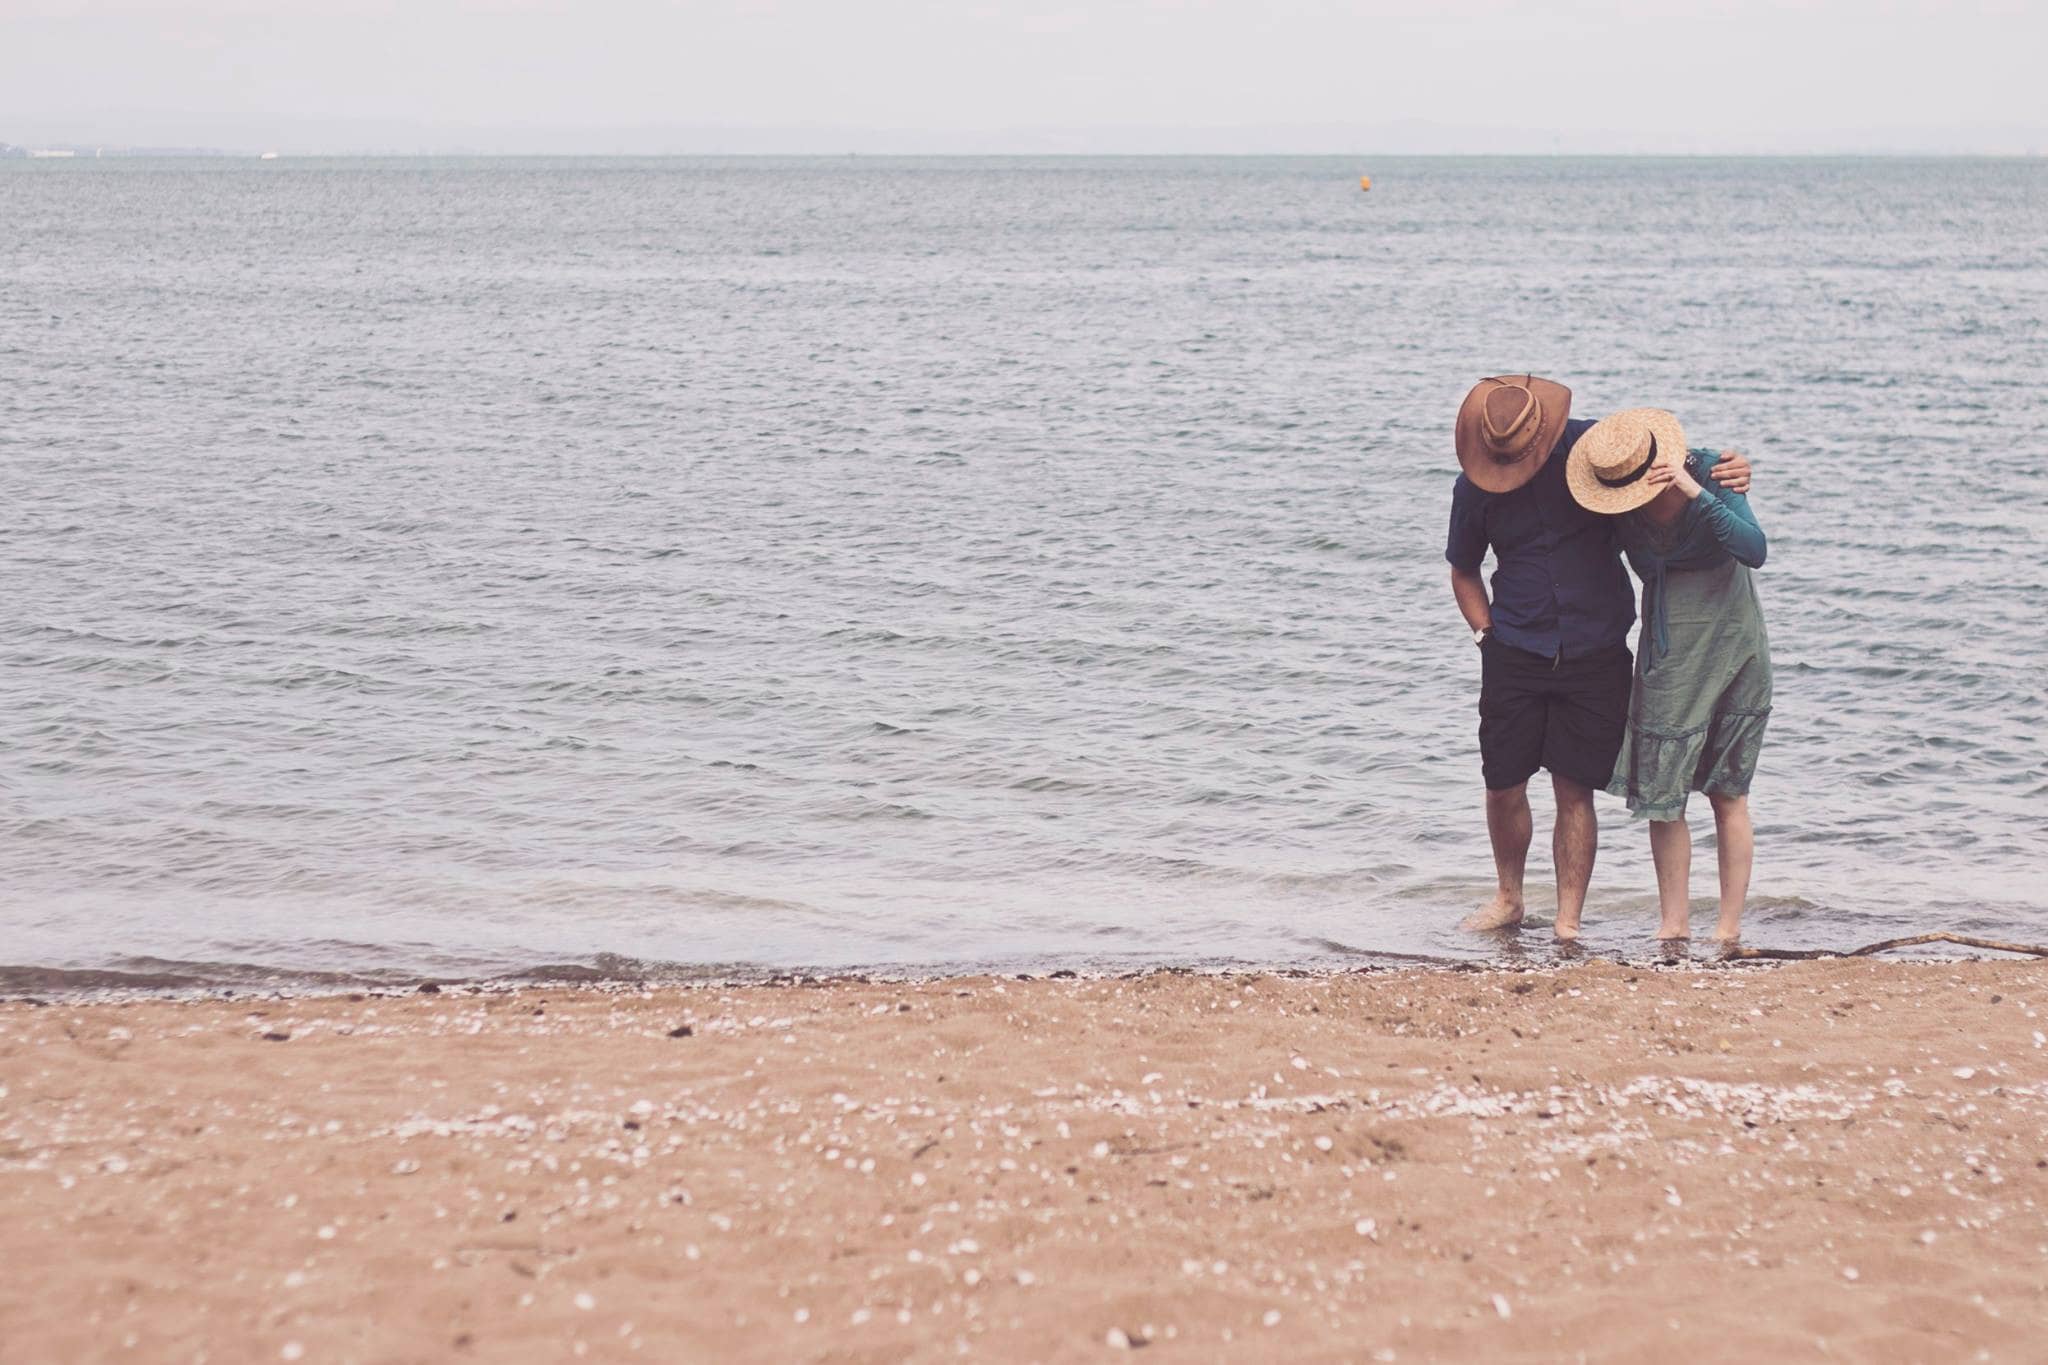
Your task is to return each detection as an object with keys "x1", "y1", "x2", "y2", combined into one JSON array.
[
  {"x1": 1566, "y1": 407, "x2": 1688, "y2": 514},
  {"x1": 1454, "y1": 375, "x2": 1572, "y2": 493}
]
